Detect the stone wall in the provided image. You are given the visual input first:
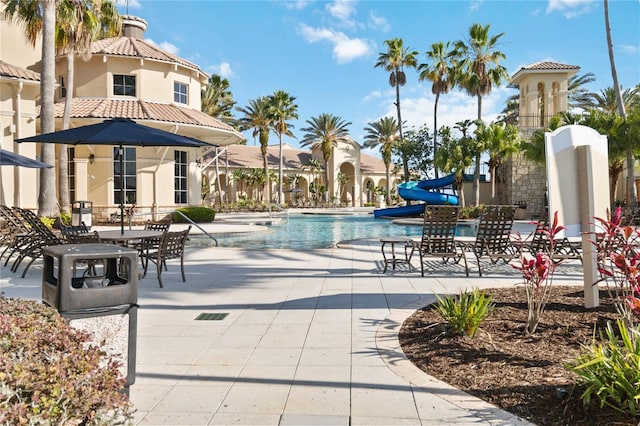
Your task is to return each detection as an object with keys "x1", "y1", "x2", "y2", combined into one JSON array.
[{"x1": 504, "y1": 152, "x2": 547, "y2": 220}]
